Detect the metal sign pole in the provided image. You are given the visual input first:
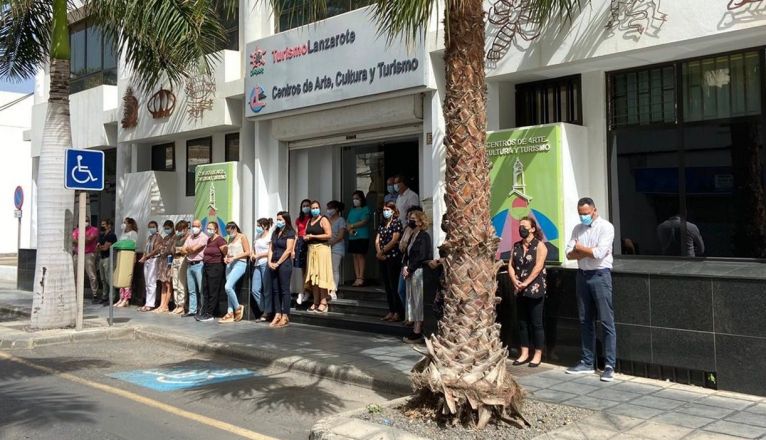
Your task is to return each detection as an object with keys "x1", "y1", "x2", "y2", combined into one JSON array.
[
  {"x1": 109, "y1": 245, "x2": 114, "y2": 326},
  {"x1": 75, "y1": 192, "x2": 86, "y2": 331},
  {"x1": 15, "y1": 211, "x2": 21, "y2": 251}
]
